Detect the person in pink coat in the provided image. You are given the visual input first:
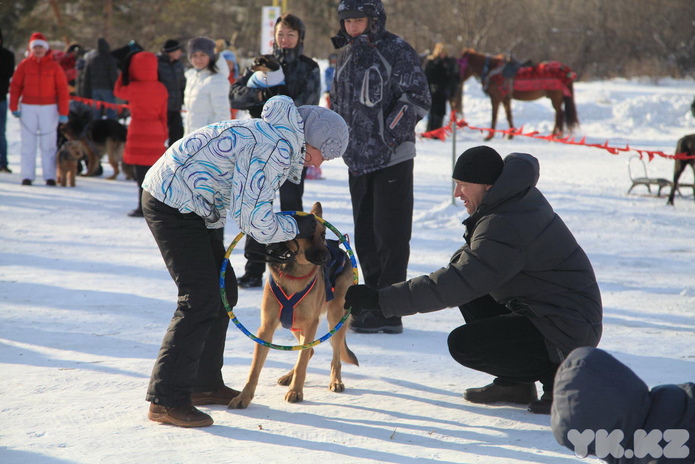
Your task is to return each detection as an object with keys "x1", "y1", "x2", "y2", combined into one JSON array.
[{"x1": 114, "y1": 51, "x2": 168, "y2": 217}]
